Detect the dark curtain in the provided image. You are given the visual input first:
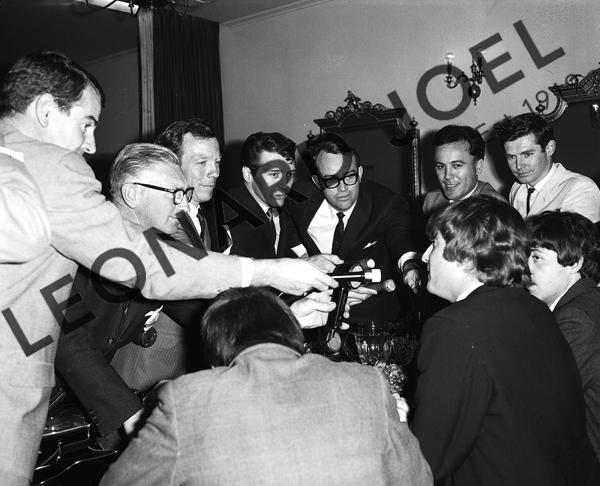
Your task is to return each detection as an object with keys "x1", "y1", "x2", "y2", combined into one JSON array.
[{"x1": 152, "y1": 9, "x2": 223, "y2": 142}]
